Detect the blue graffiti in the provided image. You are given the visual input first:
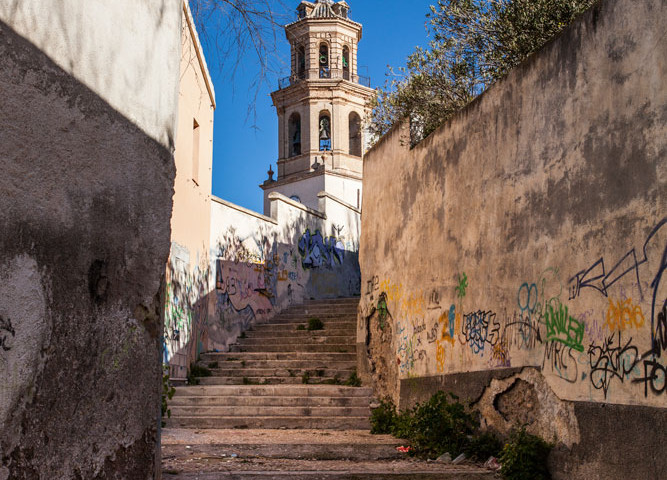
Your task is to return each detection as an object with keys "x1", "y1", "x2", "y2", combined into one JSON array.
[
  {"x1": 298, "y1": 229, "x2": 344, "y2": 269},
  {"x1": 448, "y1": 305, "x2": 456, "y2": 338}
]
